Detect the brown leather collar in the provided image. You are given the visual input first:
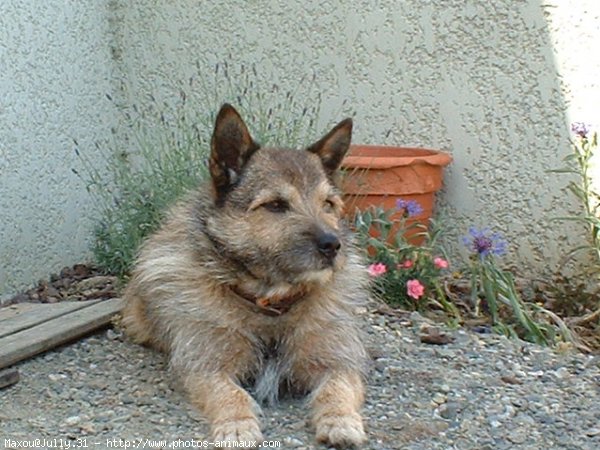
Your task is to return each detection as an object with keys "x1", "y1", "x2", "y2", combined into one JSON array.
[{"x1": 230, "y1": 285, "x2": 307, "y2": 317}]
